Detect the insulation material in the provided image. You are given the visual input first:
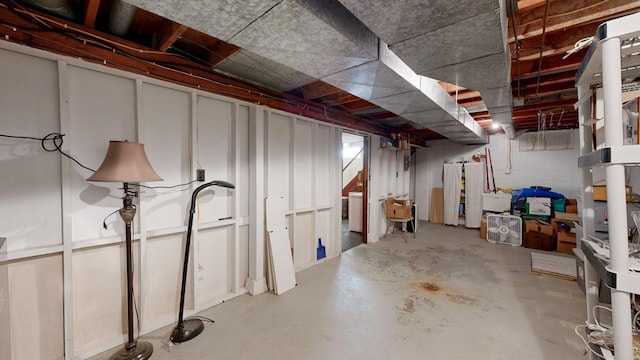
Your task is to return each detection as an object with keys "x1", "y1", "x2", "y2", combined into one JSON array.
[
  {"x1": 518, "y1": 129, "x2": 574, "y2": 151},
  {"x1": 265, "y1": 196, "x2": 297, "y2": 295},
  {"x1": 464, "y1": 162, "x2": 484, "y2": 228},
  {"x1": 443, "y1": 163, "x2": 462, "y2": 226}
]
